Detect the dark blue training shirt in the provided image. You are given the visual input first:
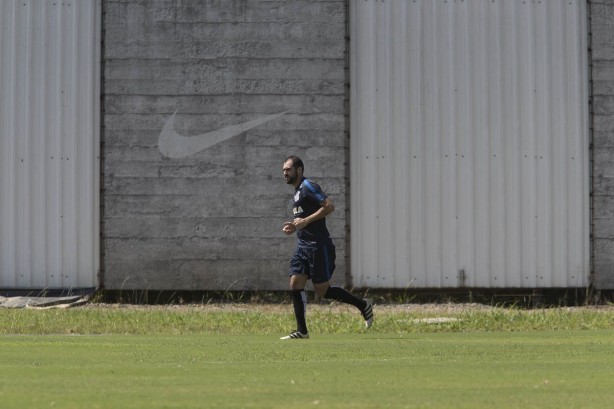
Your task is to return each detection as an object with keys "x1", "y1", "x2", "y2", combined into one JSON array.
[{"x1": 292, "y1": 177, "x2": 333, "y2": 246}]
